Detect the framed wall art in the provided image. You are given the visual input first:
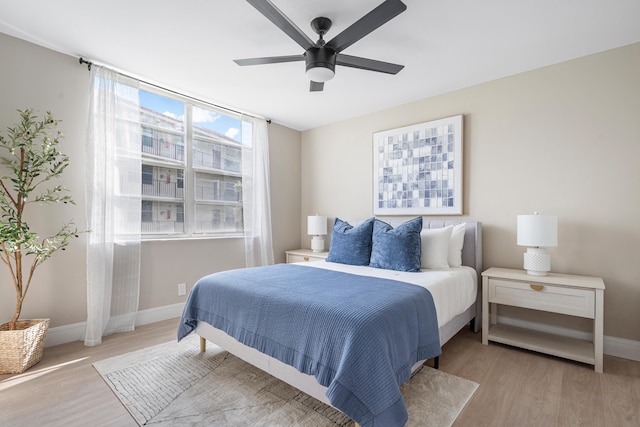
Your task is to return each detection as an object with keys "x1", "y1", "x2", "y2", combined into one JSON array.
[{"x1": 373, "y1": 115, "x2": 463, "y2": 215}]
